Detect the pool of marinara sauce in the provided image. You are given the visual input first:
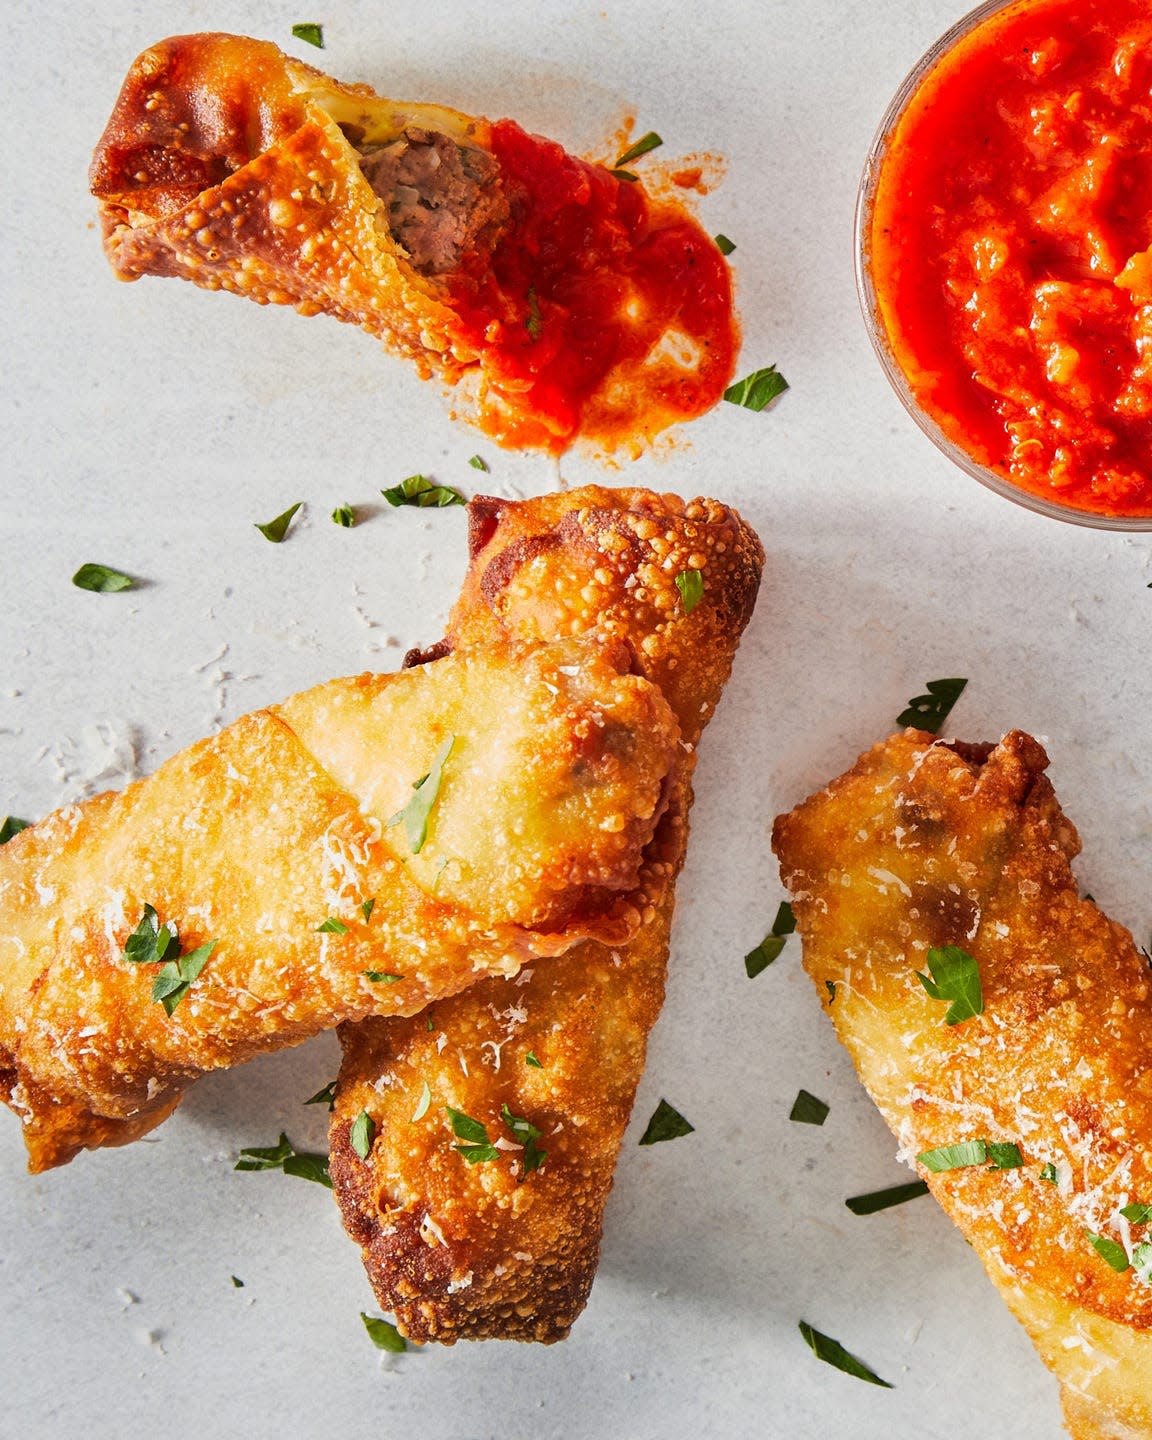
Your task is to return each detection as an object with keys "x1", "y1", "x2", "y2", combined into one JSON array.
[
  {"x1": 444, "y1": 119, "x2": 737, "y2": 454},
  {"x1": 868, "y1": 0, "x2": 1152, "y2": 517}
]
